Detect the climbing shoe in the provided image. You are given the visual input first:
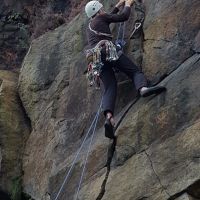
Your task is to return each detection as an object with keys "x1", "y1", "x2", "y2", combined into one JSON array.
[
  {"x1": 104, "y1": 118, "x2": 115, "y2": 139},
  {"x1": 140, "y1": 86, "x2": 166, "y2": 97}
]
